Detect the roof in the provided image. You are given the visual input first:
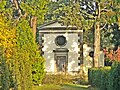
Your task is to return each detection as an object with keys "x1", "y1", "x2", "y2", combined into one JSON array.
[{"x1": 37, "y1": 21, "x2": 78, "y2": 30}]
